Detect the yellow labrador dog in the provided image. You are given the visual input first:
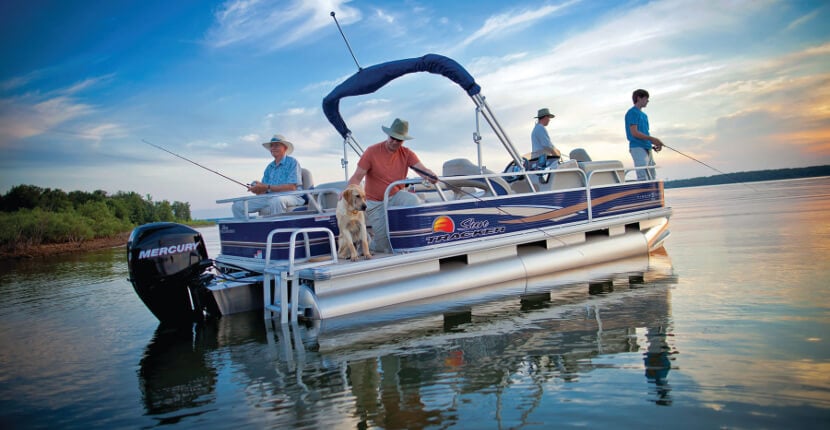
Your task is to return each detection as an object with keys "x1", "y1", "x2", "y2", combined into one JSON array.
[{"x1": 336, "y1": 184, "x2": 372, "y2": 261}]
